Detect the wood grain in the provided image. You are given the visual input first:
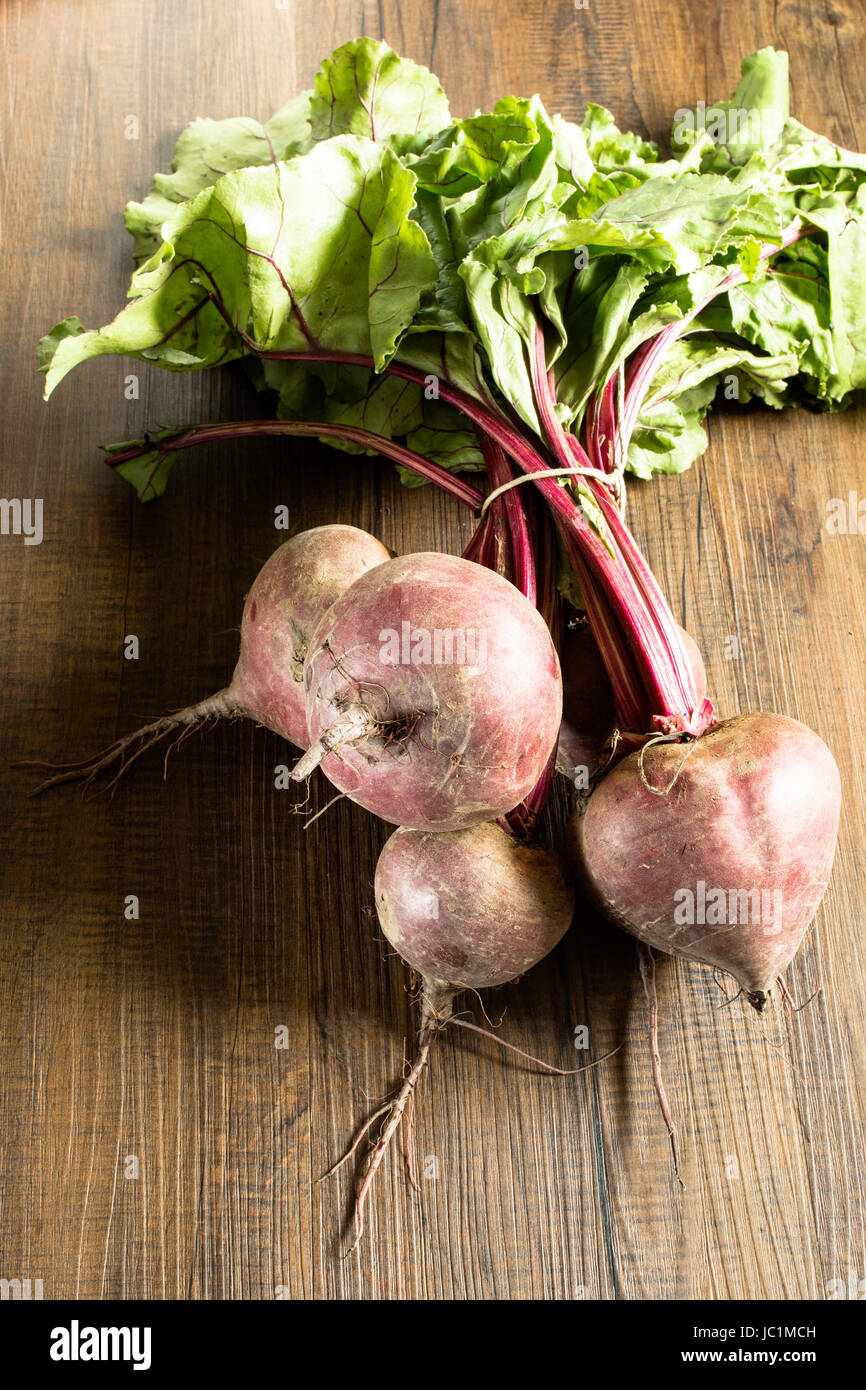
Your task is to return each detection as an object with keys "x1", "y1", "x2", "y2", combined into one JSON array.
[{"x1": 1, "y1": 0, "x2": 864, "y2": 1301}]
